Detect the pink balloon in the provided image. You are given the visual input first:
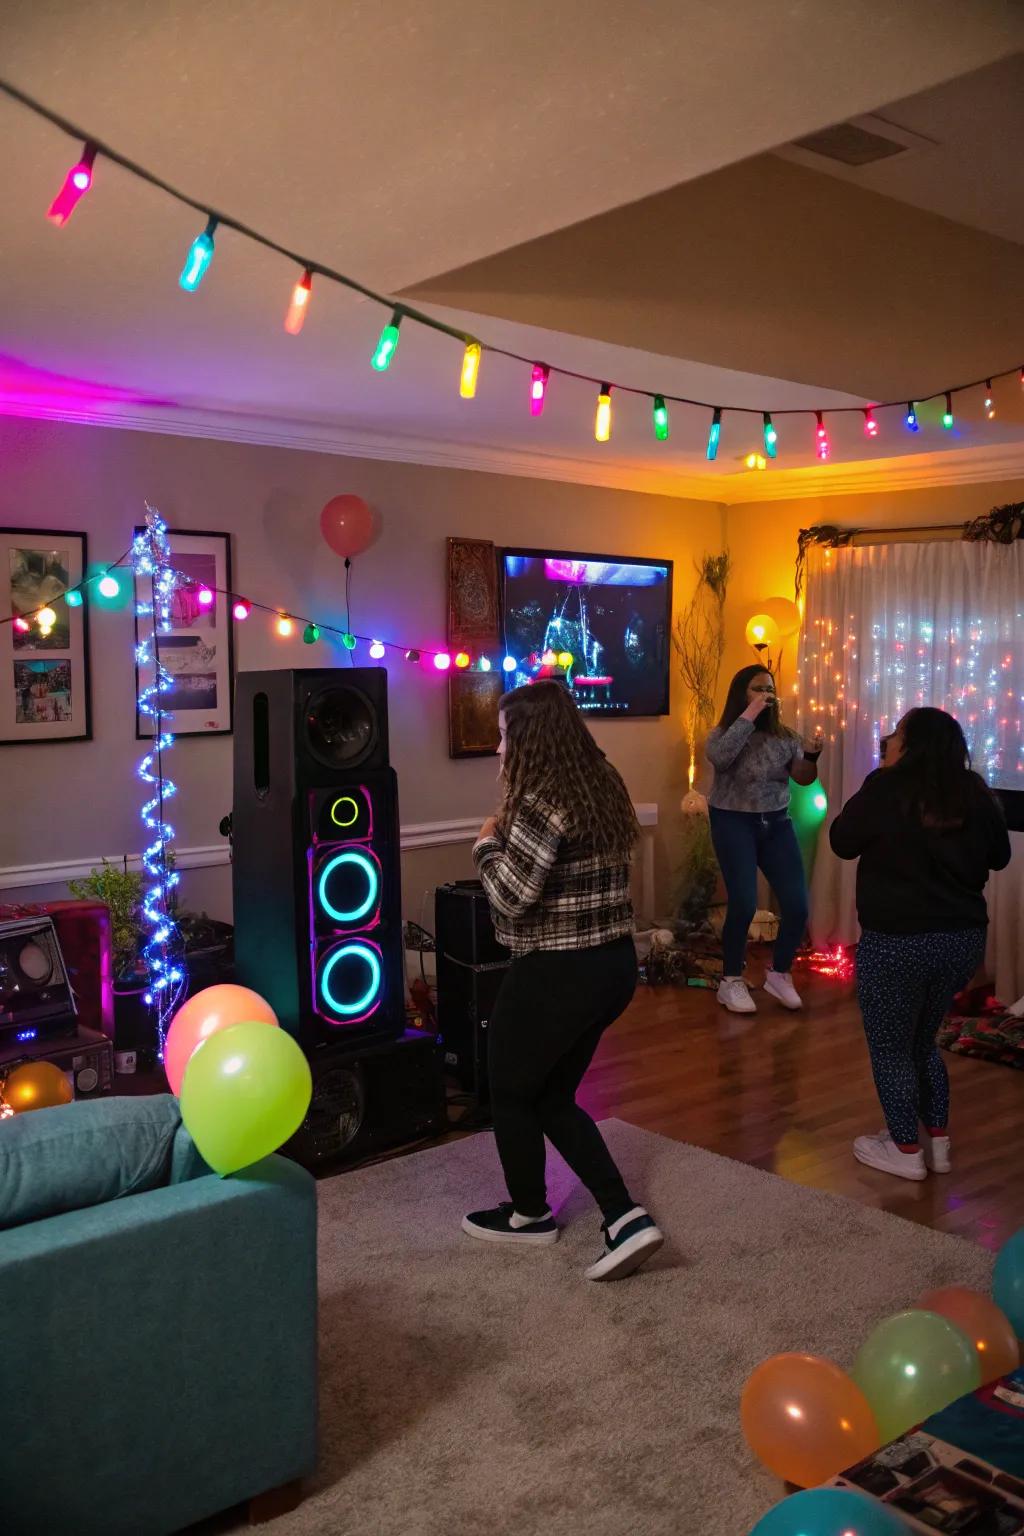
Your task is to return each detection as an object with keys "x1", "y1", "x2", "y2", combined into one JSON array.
[
  {"x1": 320, "y1": 495, "x2": 375, "y2": 560},
  {"x1": 164, "y1": 984, "x2": 279, "y2": 1095}
]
